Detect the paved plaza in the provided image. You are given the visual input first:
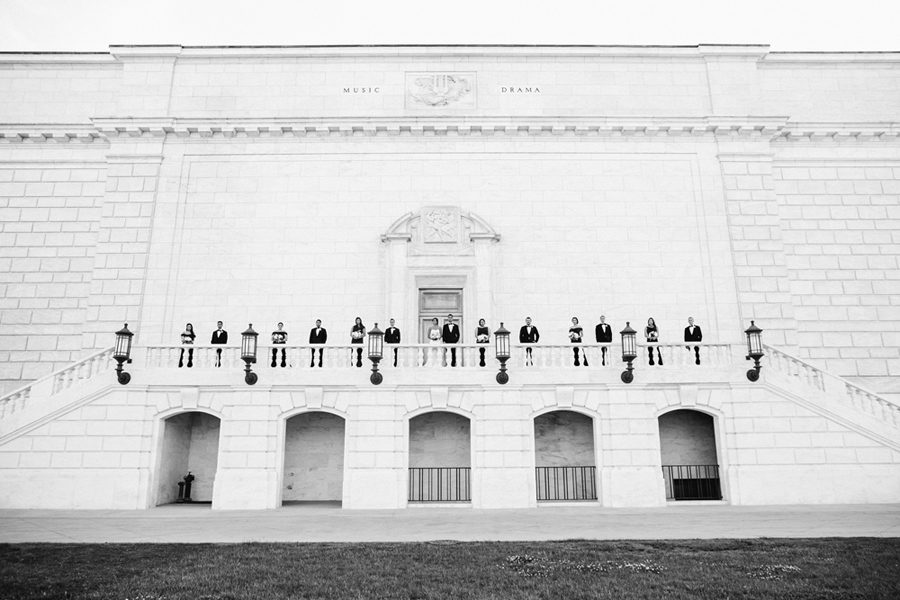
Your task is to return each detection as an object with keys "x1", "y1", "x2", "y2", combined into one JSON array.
[{"x1": 1, "y1": 503, "x2": 898, "y2": 543}]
